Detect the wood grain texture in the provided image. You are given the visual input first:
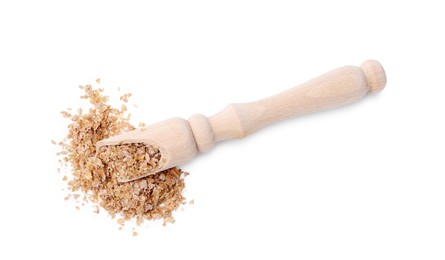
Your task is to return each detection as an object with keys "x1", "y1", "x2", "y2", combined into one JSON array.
[{"x1": 97, "y1": 60, "x2": 386, "y2": 180}]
